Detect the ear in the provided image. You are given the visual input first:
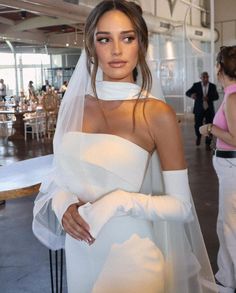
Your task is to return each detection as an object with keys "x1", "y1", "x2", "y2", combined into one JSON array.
[{"x1": 217, "y1": 64, "x2": 223, "y2": 75}]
